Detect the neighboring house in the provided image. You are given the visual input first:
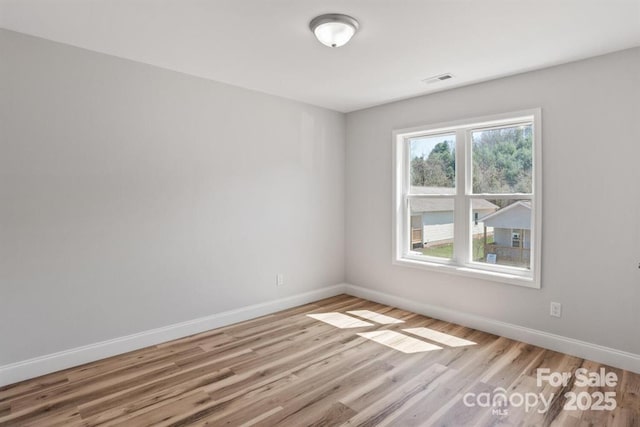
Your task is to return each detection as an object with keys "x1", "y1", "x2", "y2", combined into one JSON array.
[
  {"x1": 480, "y1": 201, "x2": 532, "y2": 266},
  {"x1": 409, "y1": 187, "x2": 498, "y2": 248}
]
